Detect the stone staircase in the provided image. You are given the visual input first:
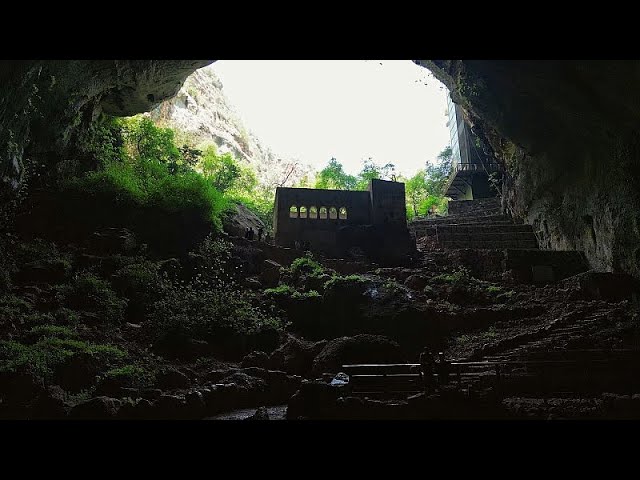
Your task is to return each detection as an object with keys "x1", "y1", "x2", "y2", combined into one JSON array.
[
  {"x1": 410, "y1": 197, "x2": 539, "y2": 250},
  {"x1": 410, "y1": 197, "x2": 591, "y2": 284}
]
